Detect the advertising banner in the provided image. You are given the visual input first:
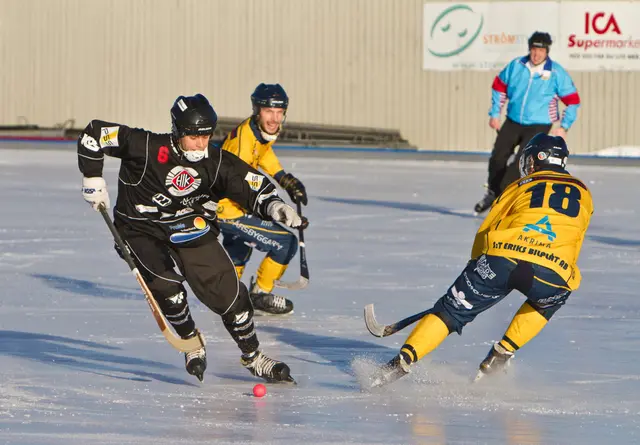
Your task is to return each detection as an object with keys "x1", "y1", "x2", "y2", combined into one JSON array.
[
  {"x1": 423, "y1": 2, "x2": 559, "y2": 71},
  {"x1": 558, "y1": 2, "x2": 640, "y2": 71},
  {"x1": 423, "y1": 2, "x2": 640, "y2": 71}
]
